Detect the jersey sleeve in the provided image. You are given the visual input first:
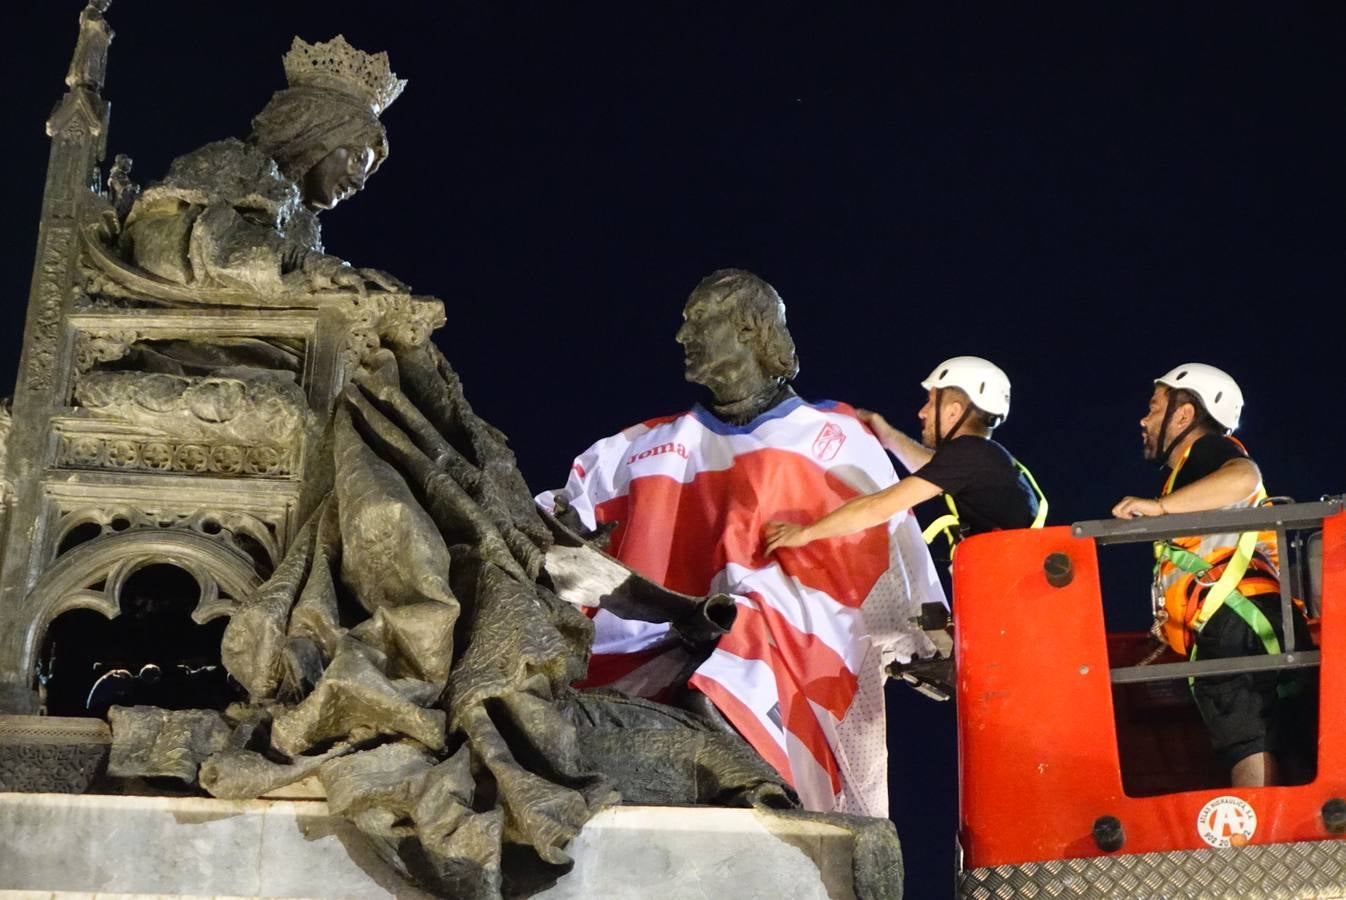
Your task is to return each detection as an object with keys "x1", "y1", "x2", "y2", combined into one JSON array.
[{"x1": 534, "y1": 425, "x2": 646, "y2": 531}]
